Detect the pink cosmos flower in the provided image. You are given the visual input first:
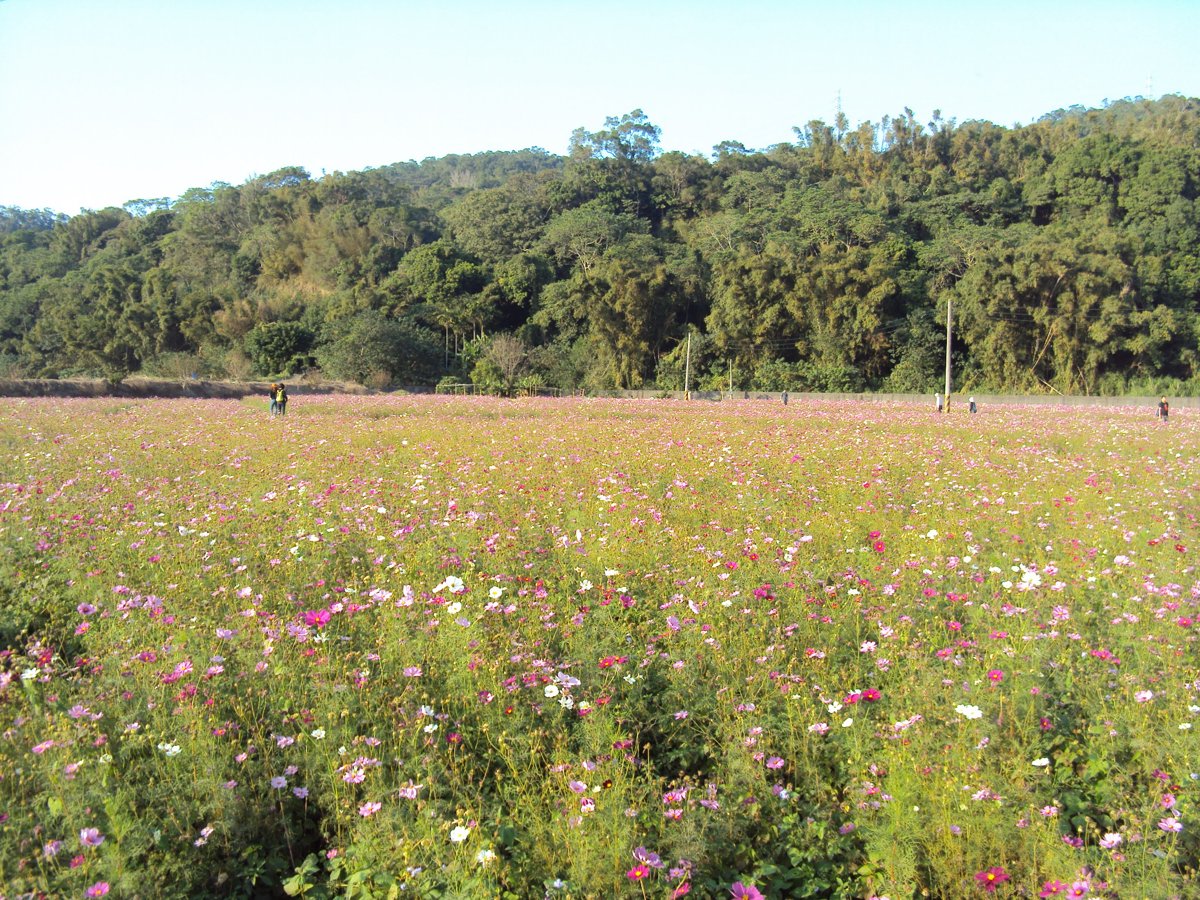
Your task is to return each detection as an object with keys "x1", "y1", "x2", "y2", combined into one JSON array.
[
  {"x1": 397, "y1": 781, "x2": 423, "y2": 800},
  {"x1": 730, "y1": 883, "x2": 765, "y2": 900},
  {"x1": 627, "y1": 864, "x2": 650, "y2": 881},
  {"x1": 86, "y1": 883, "x2": 110, "y2": 897},
  {"x1": 358, "y1": 801, "x2": 381, "y2": 817},
  {"x1": 303, "y1": 609, "x2": 331, "y2": 628},
  {"x1": 975, "y1": 866, "x2": 1010, "y2": 891},
  {"x1": 79, "y1": 827, "x2": 105, "y2": 847}
]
